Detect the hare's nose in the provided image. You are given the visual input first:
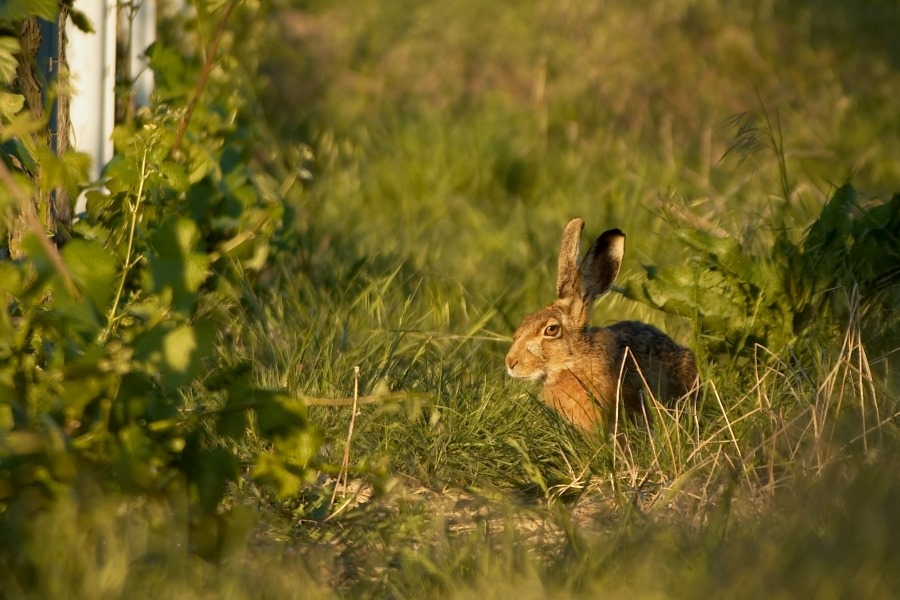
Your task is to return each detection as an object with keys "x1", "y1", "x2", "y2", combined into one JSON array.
[{"x1": 506, "y1": 357, "x2": 518, "y2": 371}]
